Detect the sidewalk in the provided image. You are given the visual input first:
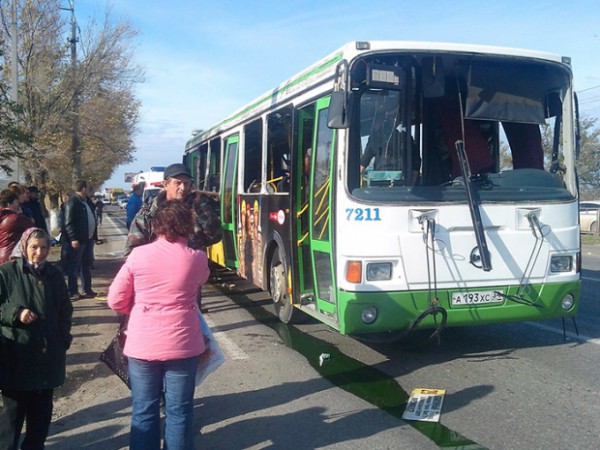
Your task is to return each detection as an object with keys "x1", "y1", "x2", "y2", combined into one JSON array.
[
  {"x1": 44, "y1": 210, "x2": 437, "y2": 450},
  {"x1": 47, "y1": 212, "x2": 132, "y2": 449}
]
